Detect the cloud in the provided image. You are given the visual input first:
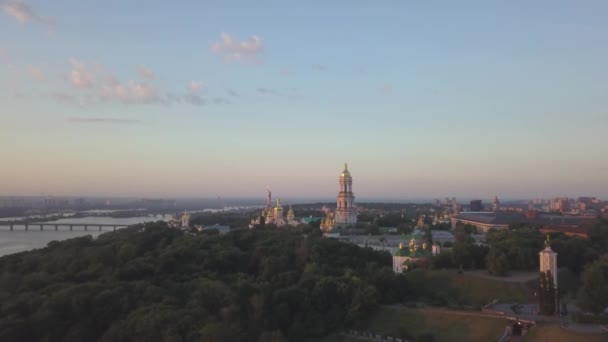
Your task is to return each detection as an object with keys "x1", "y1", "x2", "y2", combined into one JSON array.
[
  {"x1": 27, "y1": 65, "x2": 44, "y2": 80},
  {"x1": 58, "y1": 59, "x2": 230, "y2": 107},
  {"x1": 210, "y1": 32, "x2": 263, "y2": 63},
  {"x1": 1, "y1": 0, "x2": 52, "y2": 25},
  {"x1": 53, "y1": 91, "x2": 78, "y2": 104},
  {"x1": 213, "y1": 97, "x2": 231, "y2": 105},
  {"x1": 256, "y1": 87, "x2": 276, "y2": 95},
  {"x1": 138, "y1": 65, "x2": 155, "y2": 80},
  {"x1": 312, "y1": 64, "x2": 328, "y2": 72},
  {"x1": 68, "y1": 59, "x2": 95, "y2": 88},
  {"x1": 183, "y1": 92, "x2": 206, "y2": 106},
  {"x1": 100, "y1": 81, "x2": 161, "y2": 104},
  {"x1": 182, "y1": 80, "x2": 206, "y2": 106},
  {"x1": 226, "y1": 88, "x2": 240, "y2": 97},
  {"x1": 67, "y1": 117, "x2": 144, "y2": 125}
]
